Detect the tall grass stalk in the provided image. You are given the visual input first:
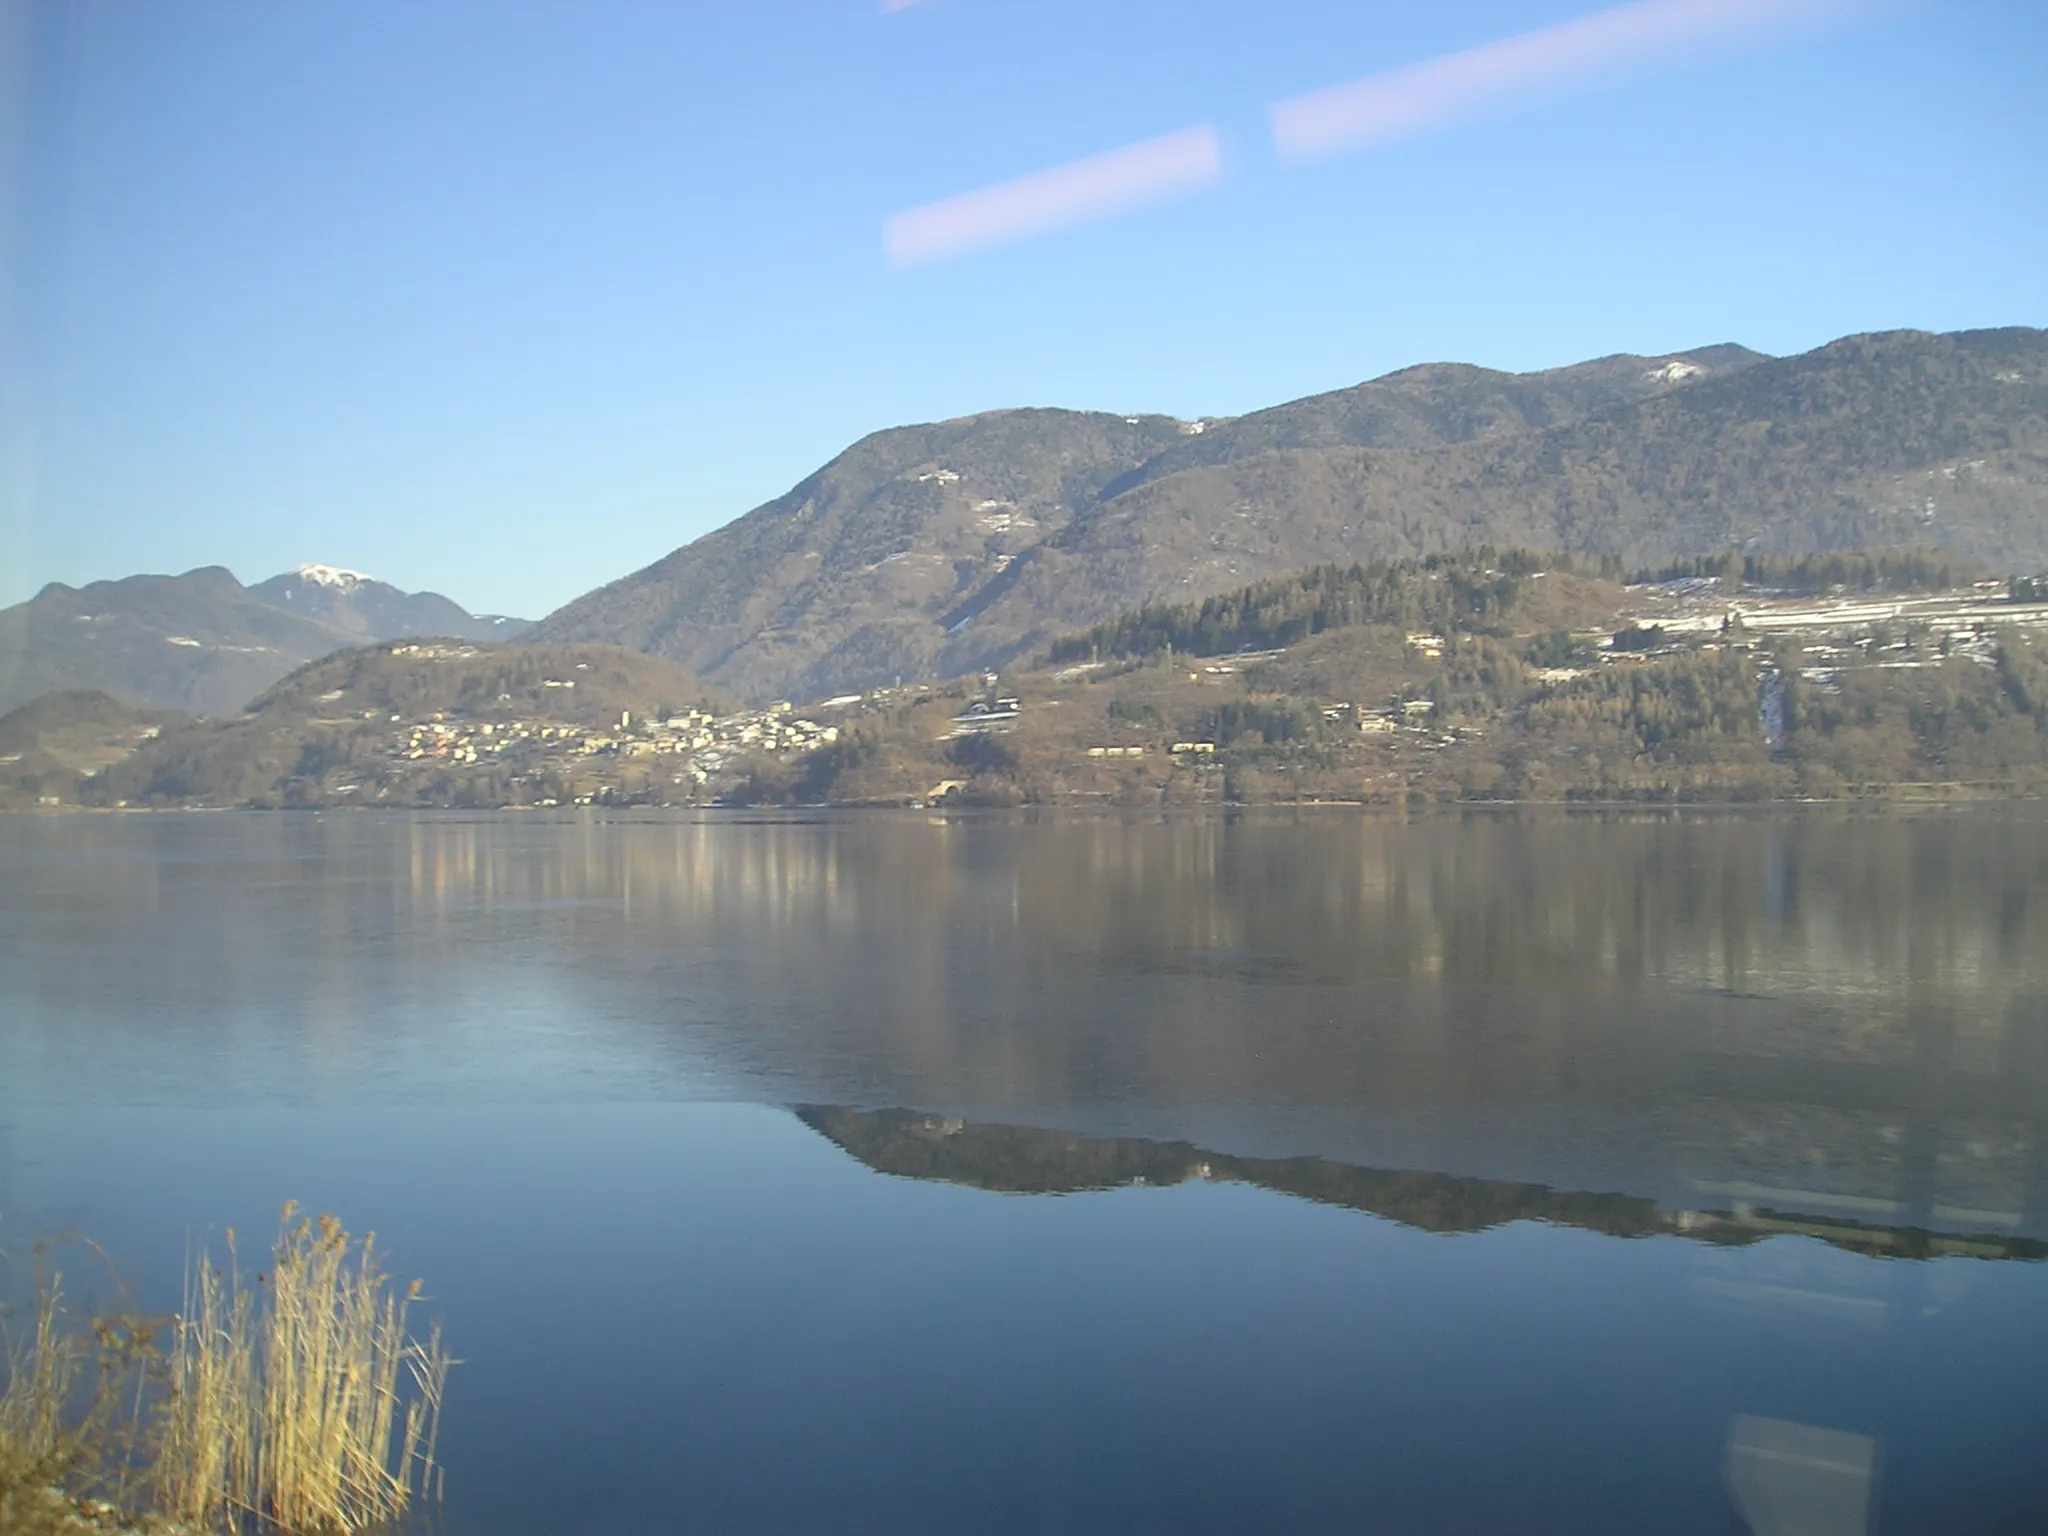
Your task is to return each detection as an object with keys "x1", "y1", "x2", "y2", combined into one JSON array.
[
  {"x1": 0, "y1": 1268, "x2": 90, "y2": 1493},
  {"x1": 153, "y1": 1235, "x2": 258, "y2": 1528},
  {"x1": 157, "y1": 1205, "x2": 451, "y2": 1533}
]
